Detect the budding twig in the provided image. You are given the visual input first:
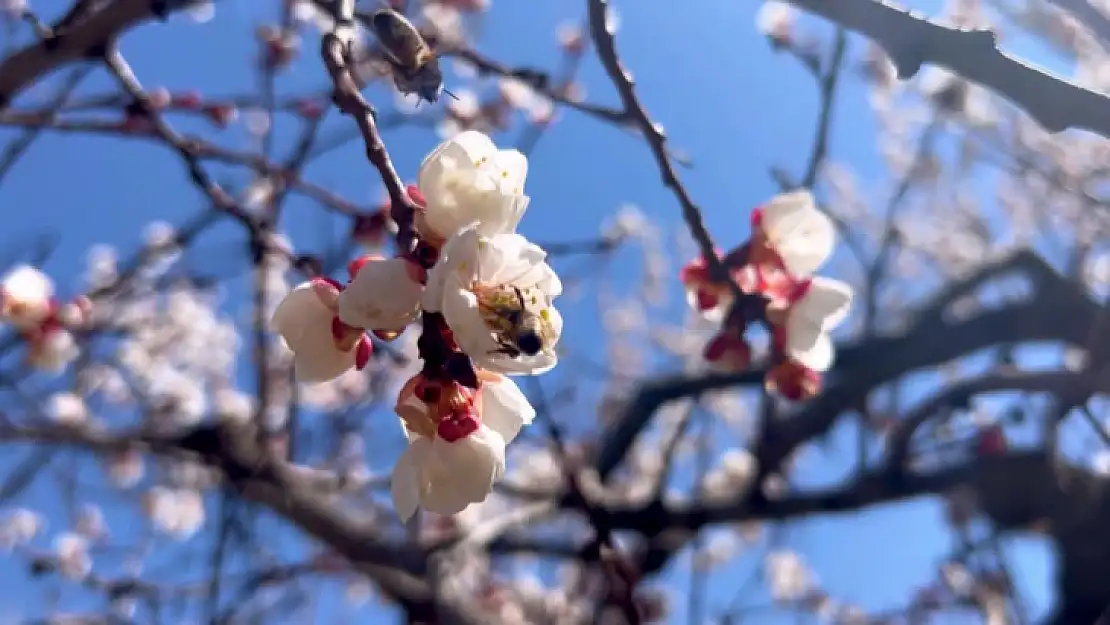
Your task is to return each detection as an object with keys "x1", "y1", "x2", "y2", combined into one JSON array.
[{"x1": 319, "y1": 0, "x2": 420, "y2": 253}]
